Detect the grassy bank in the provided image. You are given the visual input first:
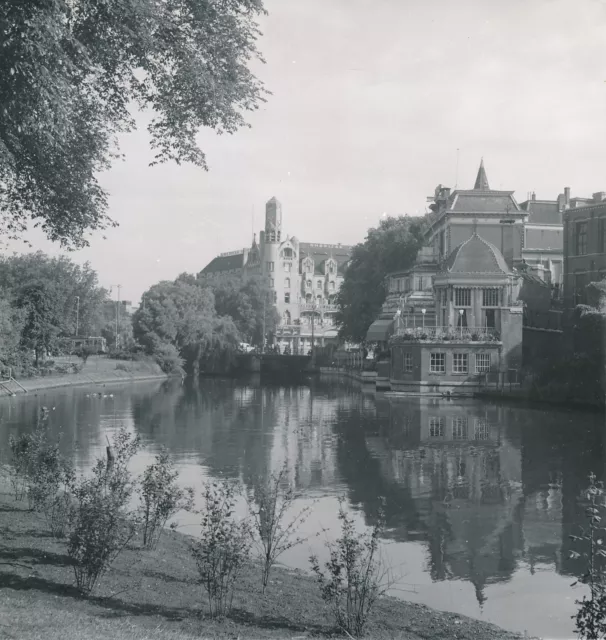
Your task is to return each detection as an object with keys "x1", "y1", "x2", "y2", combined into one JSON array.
[
  {"x1": 2, "y1": 356, "x2": 168, "y2": 396},
  {"x1": 0, "y1": 485, "x2": 533, "y2": 640}
]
